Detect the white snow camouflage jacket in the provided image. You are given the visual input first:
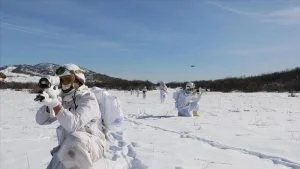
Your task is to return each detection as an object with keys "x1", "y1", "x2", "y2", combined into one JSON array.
[
  {"x1": 36, "y1": 85, "x2": 106, "y2": 169},
  {"x1": 173, "y1": 89, "x2": 201, "y2": 109},
  {"x1": 159, "y1": 85, "x2": 168, "y2": 95}
]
